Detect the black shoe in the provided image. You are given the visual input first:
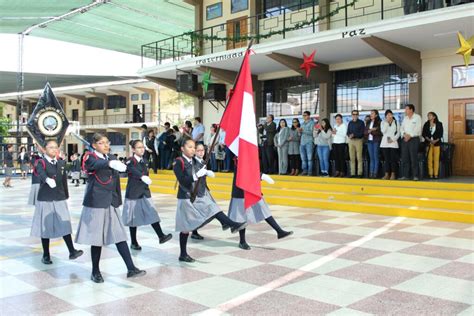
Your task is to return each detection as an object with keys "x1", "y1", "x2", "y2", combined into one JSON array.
[
  {"x1": 278, "y1": 231, "x2": 294, "y2": 239},
  {"x1": 231, "y1": 222, "x2": 248, "y2": 234},
  {"x1": 191, "y1": 232, "x2": 204, "y2": 240},
  {"x1": 69, "y1": 249, "x2": 84, "y2": 260},
  {"x1": 179, "y1": 255, "x2": 195, "y2": 263},
  {"x1": 222, "y1": 224, "x2": 230, "y2": 231},
  {"x1": 41, "y1": 256, "x2": 53, "y2": 265},
  {"x1": 159, "y1": 233, "x2": 172, "y2": 244},
  {"x1": 127, "y1": 268, "x2": 146, "y2": 278},
  {"x1": 130, "y1": 243, "x2": 142, "y2": 250},
  {"x1": 91, "y1": 272, "x2": 104, "y2": 283},
  {"x1": 239, "y1": 242, "x2": 251, "y2": 250}
]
